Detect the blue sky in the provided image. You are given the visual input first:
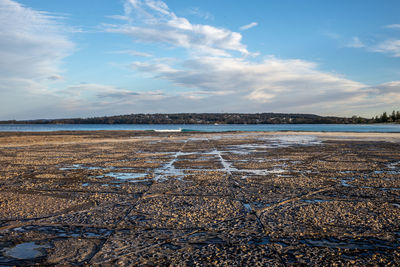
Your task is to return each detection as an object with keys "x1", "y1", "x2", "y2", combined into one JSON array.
[{"x1": 1, "y1": 0, "x2": 399, "y2": 119}]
